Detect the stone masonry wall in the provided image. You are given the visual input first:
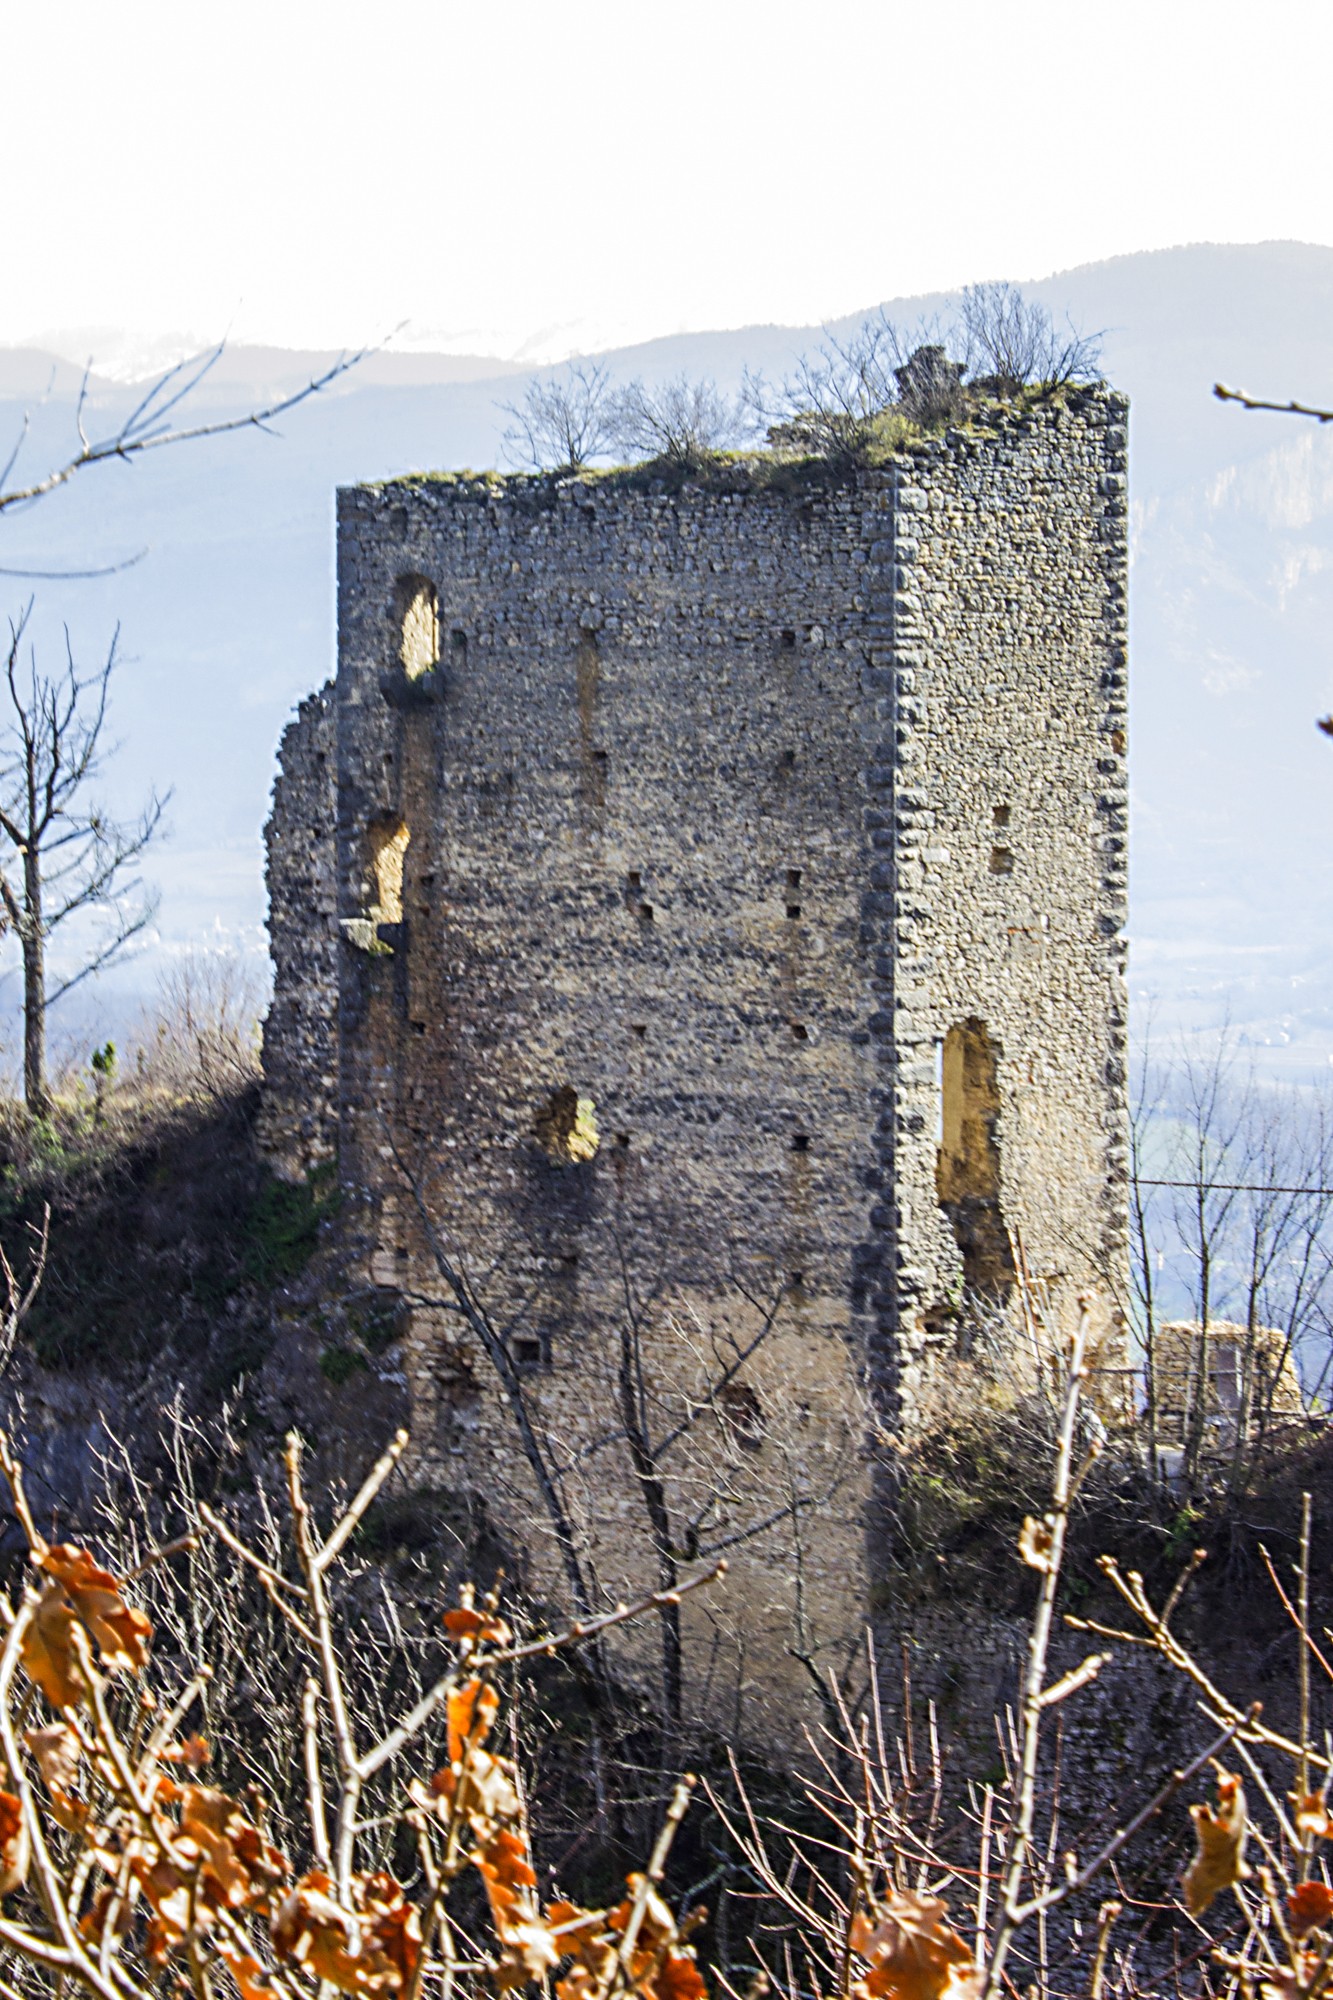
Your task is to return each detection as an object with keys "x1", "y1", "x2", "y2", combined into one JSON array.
[
  {"x1": 261, "y1": 389, "x2": 1129, "y2": 1733},
  {"x1": 258, "y1": 688, "x2": 339, "y2": 1179},
  {"x1": 884, "y1": 401, "x2": 1130, "y2": 1414}
]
